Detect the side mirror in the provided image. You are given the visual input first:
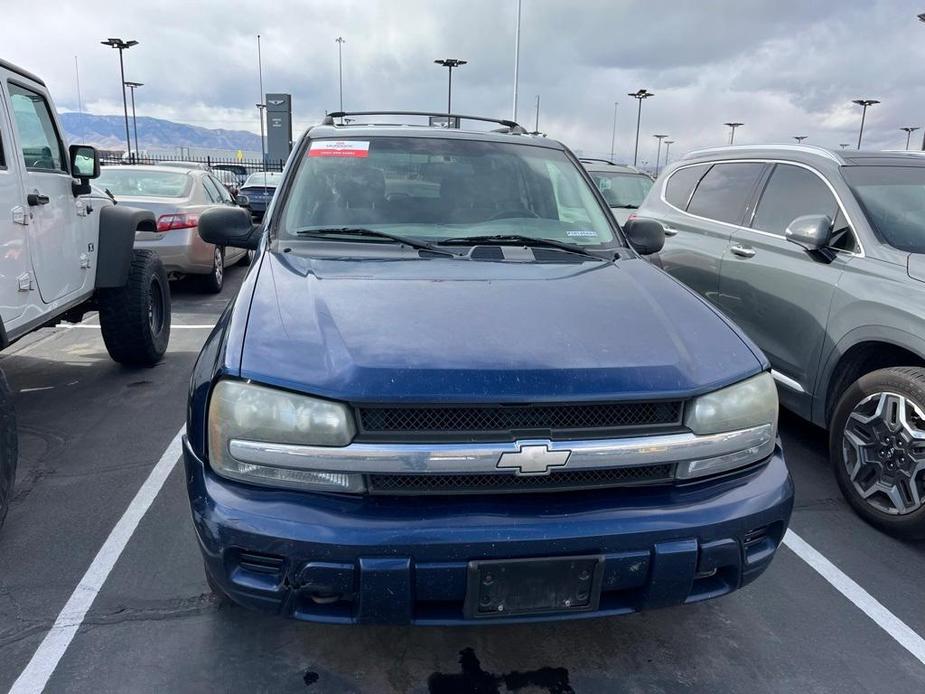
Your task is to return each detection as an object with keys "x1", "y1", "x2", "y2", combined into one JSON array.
[
  {"x1": 198, "y1": 207, "x2": 261, "y2": 250},
  {"x1": 69, "y1": 144, "x2": 100, "y2": 180},
  {"x1": 623, "y1": 217, "x2": 665, "y2": 255},
  {"x1": 235, "y1": 194, "x2": 251, "y2": 207},
  {"x1": 785, "y1": 214, "x2": 833, "y2": 252}
]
